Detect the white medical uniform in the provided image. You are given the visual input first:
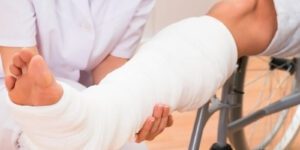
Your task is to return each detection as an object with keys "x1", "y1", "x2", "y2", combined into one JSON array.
[{"x1": 0, "y1": 0, "x2": 154, "y2": 149}]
